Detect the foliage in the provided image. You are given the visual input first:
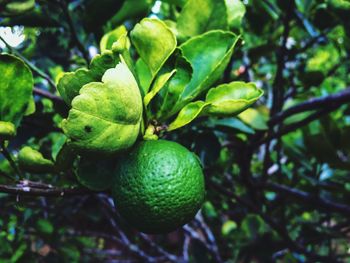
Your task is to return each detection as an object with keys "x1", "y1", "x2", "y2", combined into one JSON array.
[{"x1": 0, "y1": 0, "x2": 350, "y2": 262}]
